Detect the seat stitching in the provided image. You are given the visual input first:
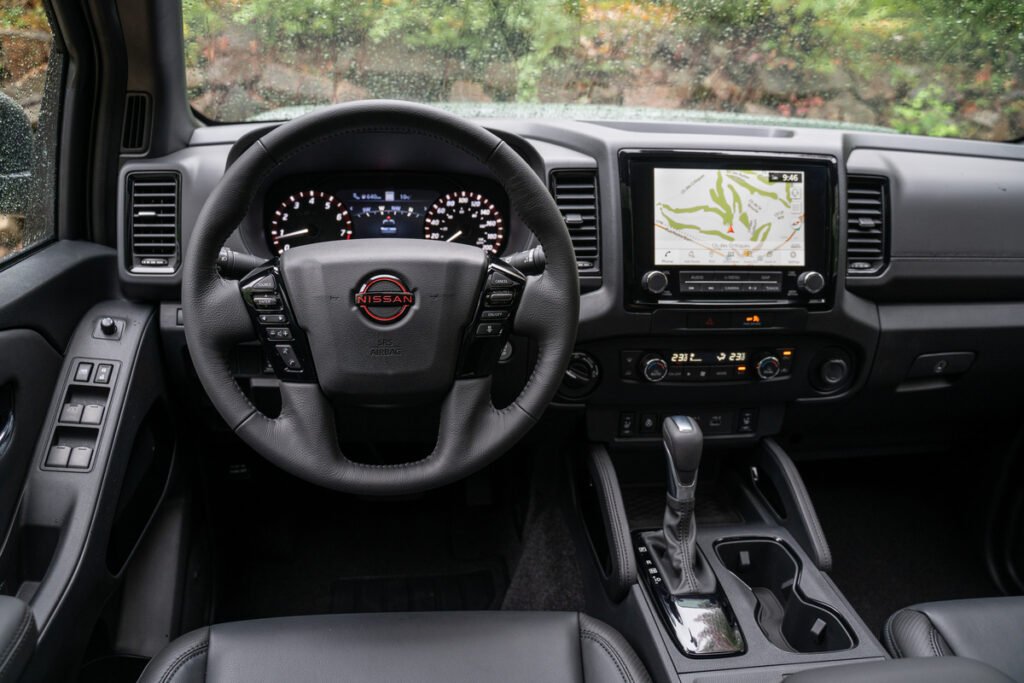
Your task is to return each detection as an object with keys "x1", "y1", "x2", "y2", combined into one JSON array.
[
  {"x1": 928, "y1": 625, "x2": 948, "y2": 657},
  {"x1": 581, "y1": 629, "x2": 633, "y2": 683},
  {"x1": 883, "y1": 612, "x2": 904, "y2": 659},
  {"x1": 158, "y1": 641, "x2": 209, "y2": 683},
  {"x1": 0, "y1": 607, "x2": 33, "y2": 681}
]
